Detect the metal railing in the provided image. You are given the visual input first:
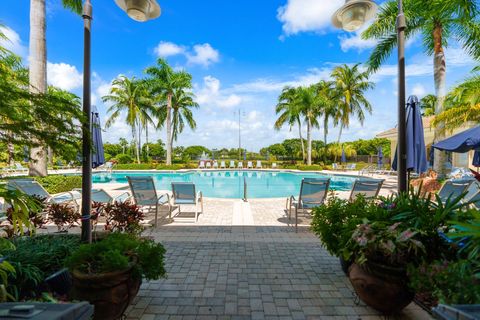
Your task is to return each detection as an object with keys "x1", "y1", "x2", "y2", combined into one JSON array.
[{"x1": 243, "y1": 176, "x2": 248, "y2": 202}]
